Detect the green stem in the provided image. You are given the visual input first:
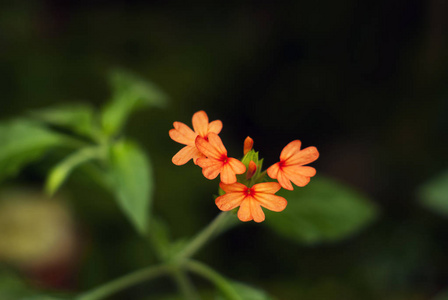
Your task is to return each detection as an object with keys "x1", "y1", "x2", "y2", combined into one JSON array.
[
  {"x1": 145, "y1": 227, "x2": 201, "y2": 300},
  {"x1": 75, "y1": 212, "x2": 236, "y2": 300},
  {"x1": 184, "y1": 260, "x2": 242, "y2": 300},
  {"x1": 75, "y1": 264, "x2": 170, "y2": 300},
  {"x1": 59, "y1": 135, "x2": 91, "y2": 149},
  {"x1": 174, "y1": 212, "x2": 234, "y2": 261},
  {"x1": 46, "y1": 146, "x2": 102, "y2": 195},
  {"x1": 171, "y1": 268, "x2": 201, "y2": 300}
]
